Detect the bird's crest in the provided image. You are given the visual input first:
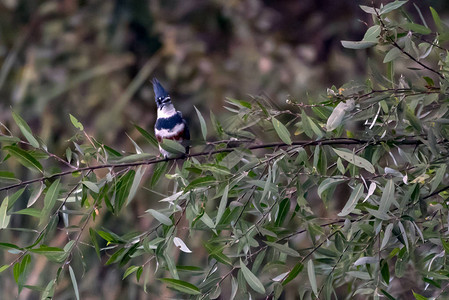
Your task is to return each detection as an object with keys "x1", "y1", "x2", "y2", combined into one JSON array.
[{"x1": 152, "y1": 78, "x2": 171, "y2": 107}]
